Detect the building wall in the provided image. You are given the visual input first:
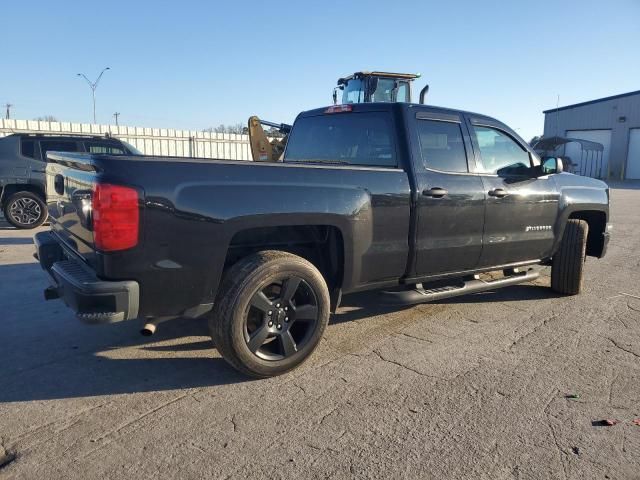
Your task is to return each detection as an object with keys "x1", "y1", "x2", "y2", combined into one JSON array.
[
  {"x1": 543, "y1": 93, "x2": 640, "y2": 180},
  {"x1": 0, "y1": 119, "x2": 252, "y2": 161}
]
